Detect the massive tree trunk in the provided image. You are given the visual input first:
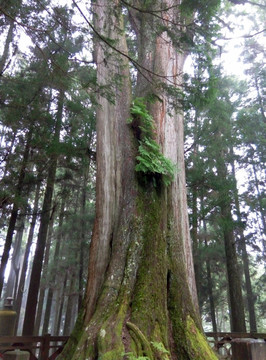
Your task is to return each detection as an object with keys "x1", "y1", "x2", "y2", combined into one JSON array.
[{"x1": 60, "y1": 1, "x2": 217, "y2": 359}]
